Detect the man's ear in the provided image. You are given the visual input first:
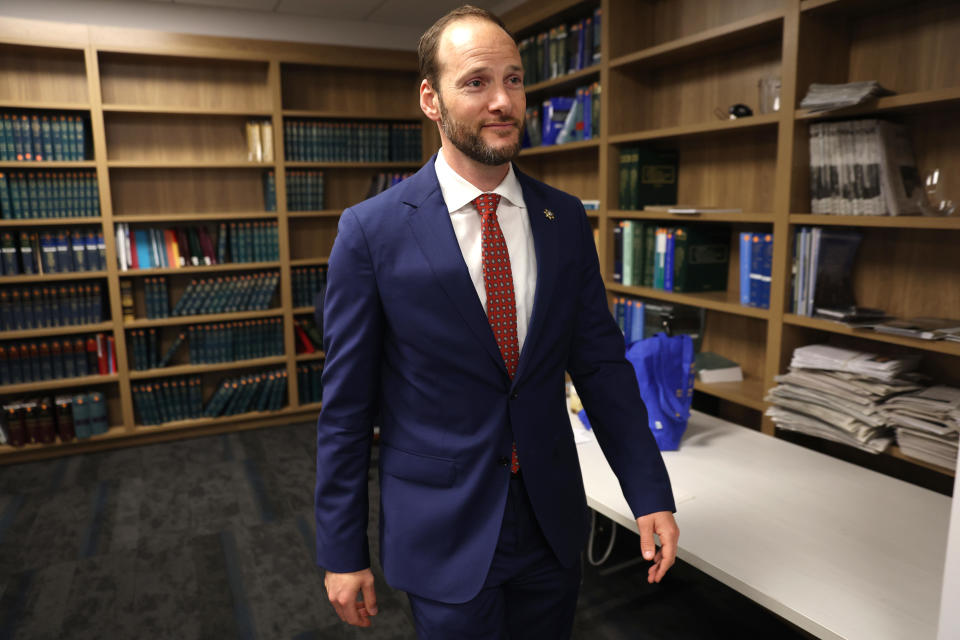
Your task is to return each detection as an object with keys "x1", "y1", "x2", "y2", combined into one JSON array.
[{"x1": 420, "y1": 79, "x2": 441, "y2": 123}]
